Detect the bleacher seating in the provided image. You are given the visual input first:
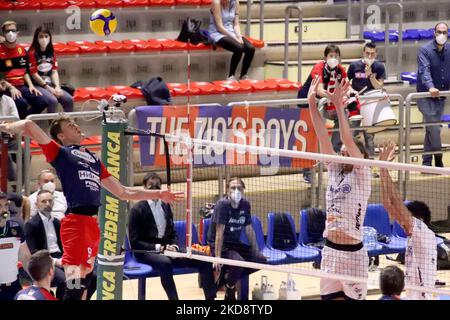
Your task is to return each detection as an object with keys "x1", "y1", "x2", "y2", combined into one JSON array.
[{"x1": 364, "y1": 28, "x2": 434, "y2": 42}]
